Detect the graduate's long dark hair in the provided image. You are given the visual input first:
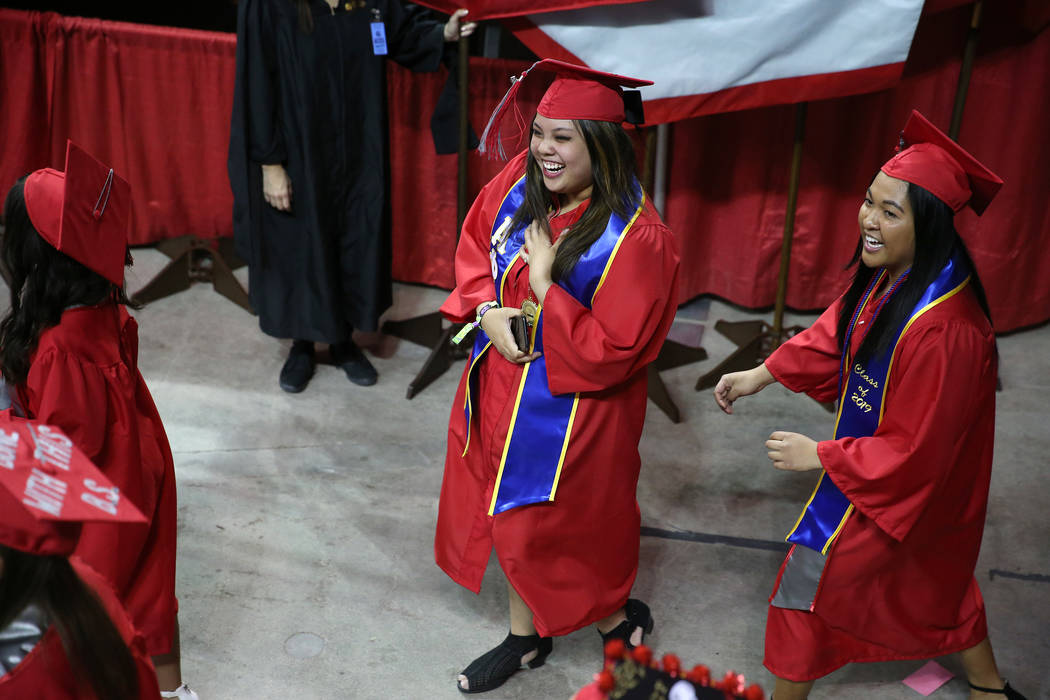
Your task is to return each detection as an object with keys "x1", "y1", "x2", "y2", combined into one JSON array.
[
  {"x1": 0, "y1": 545, "x2": 140, "y2": 700},
  {"x1": 509, "y1": 118, "x2": 641, "y2": 283},
  {"x1": 836, "y1": 180, "x2": 992, "y2": 365},
  {"x1": 0, "y1": 177, "x2": 135, "y2": 385}
]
